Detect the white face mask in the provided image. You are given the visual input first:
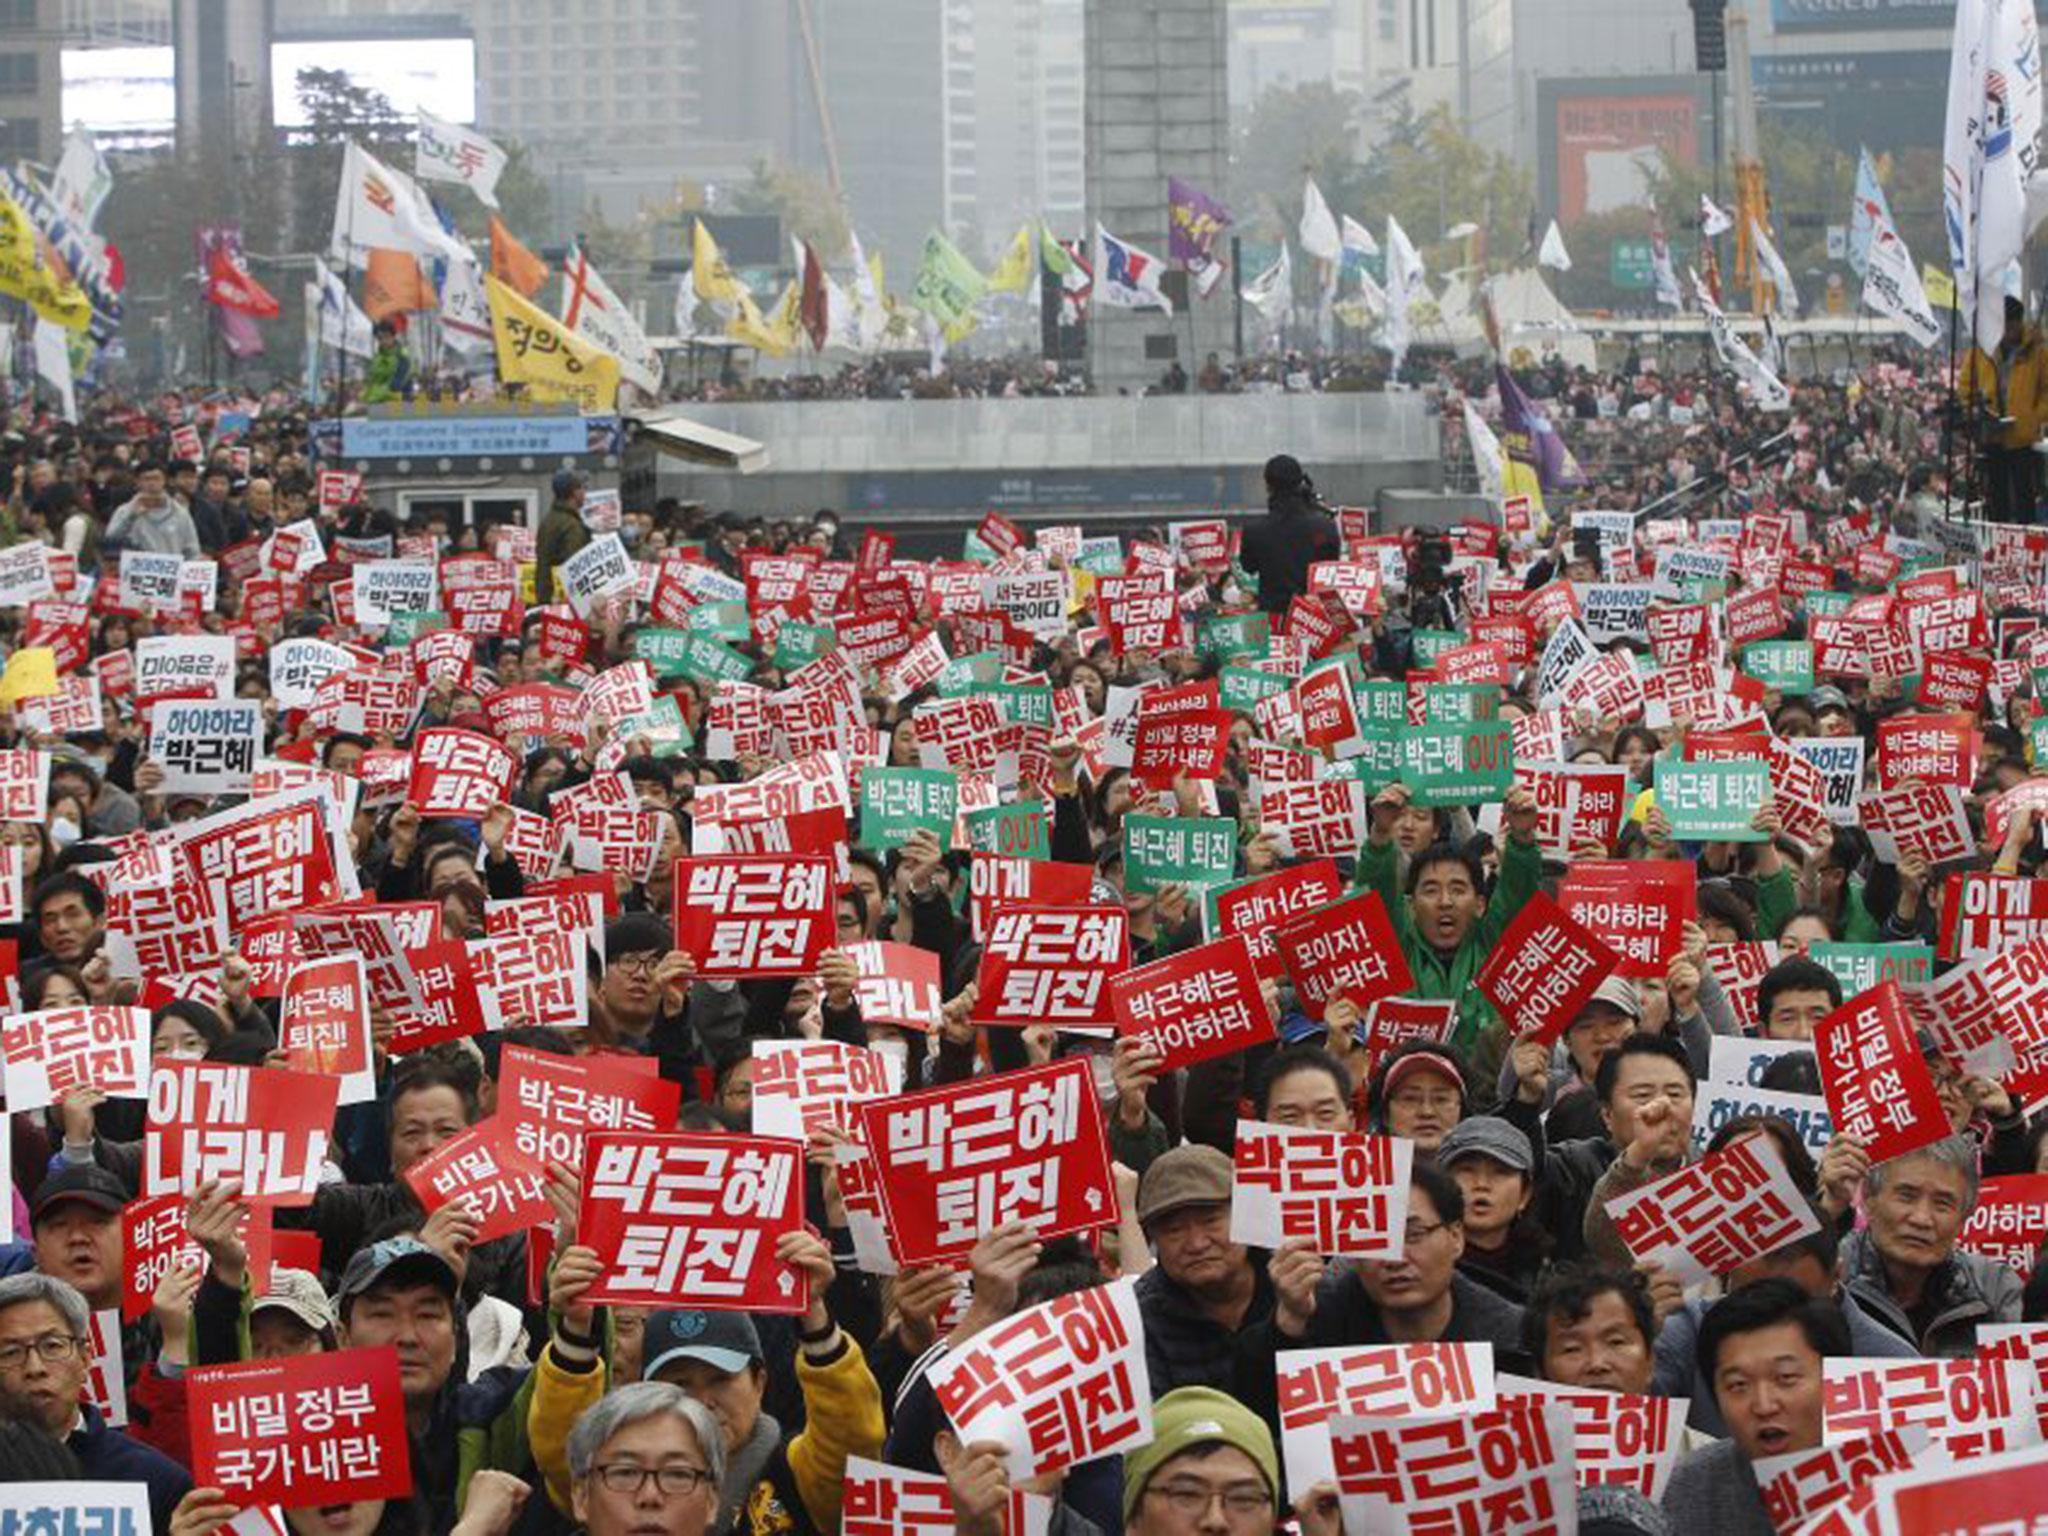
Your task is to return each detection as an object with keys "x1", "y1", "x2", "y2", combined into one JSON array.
[{"x1": 48, "y1": 817, "x2": 80, "y2": 849}]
